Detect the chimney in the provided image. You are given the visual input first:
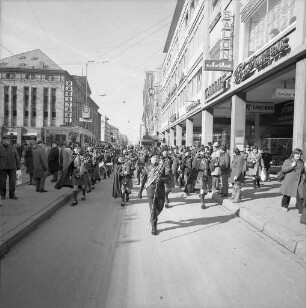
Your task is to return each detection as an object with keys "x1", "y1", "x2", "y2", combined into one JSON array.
[{"x1": 39, "y1": 62, "x2": 44, "y2": 69}]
